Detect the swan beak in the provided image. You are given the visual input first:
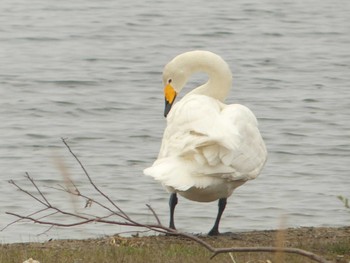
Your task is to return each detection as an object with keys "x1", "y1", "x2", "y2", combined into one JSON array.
[{"x1": 164, "y1": 83, "x2": 177, "y2": 117}]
